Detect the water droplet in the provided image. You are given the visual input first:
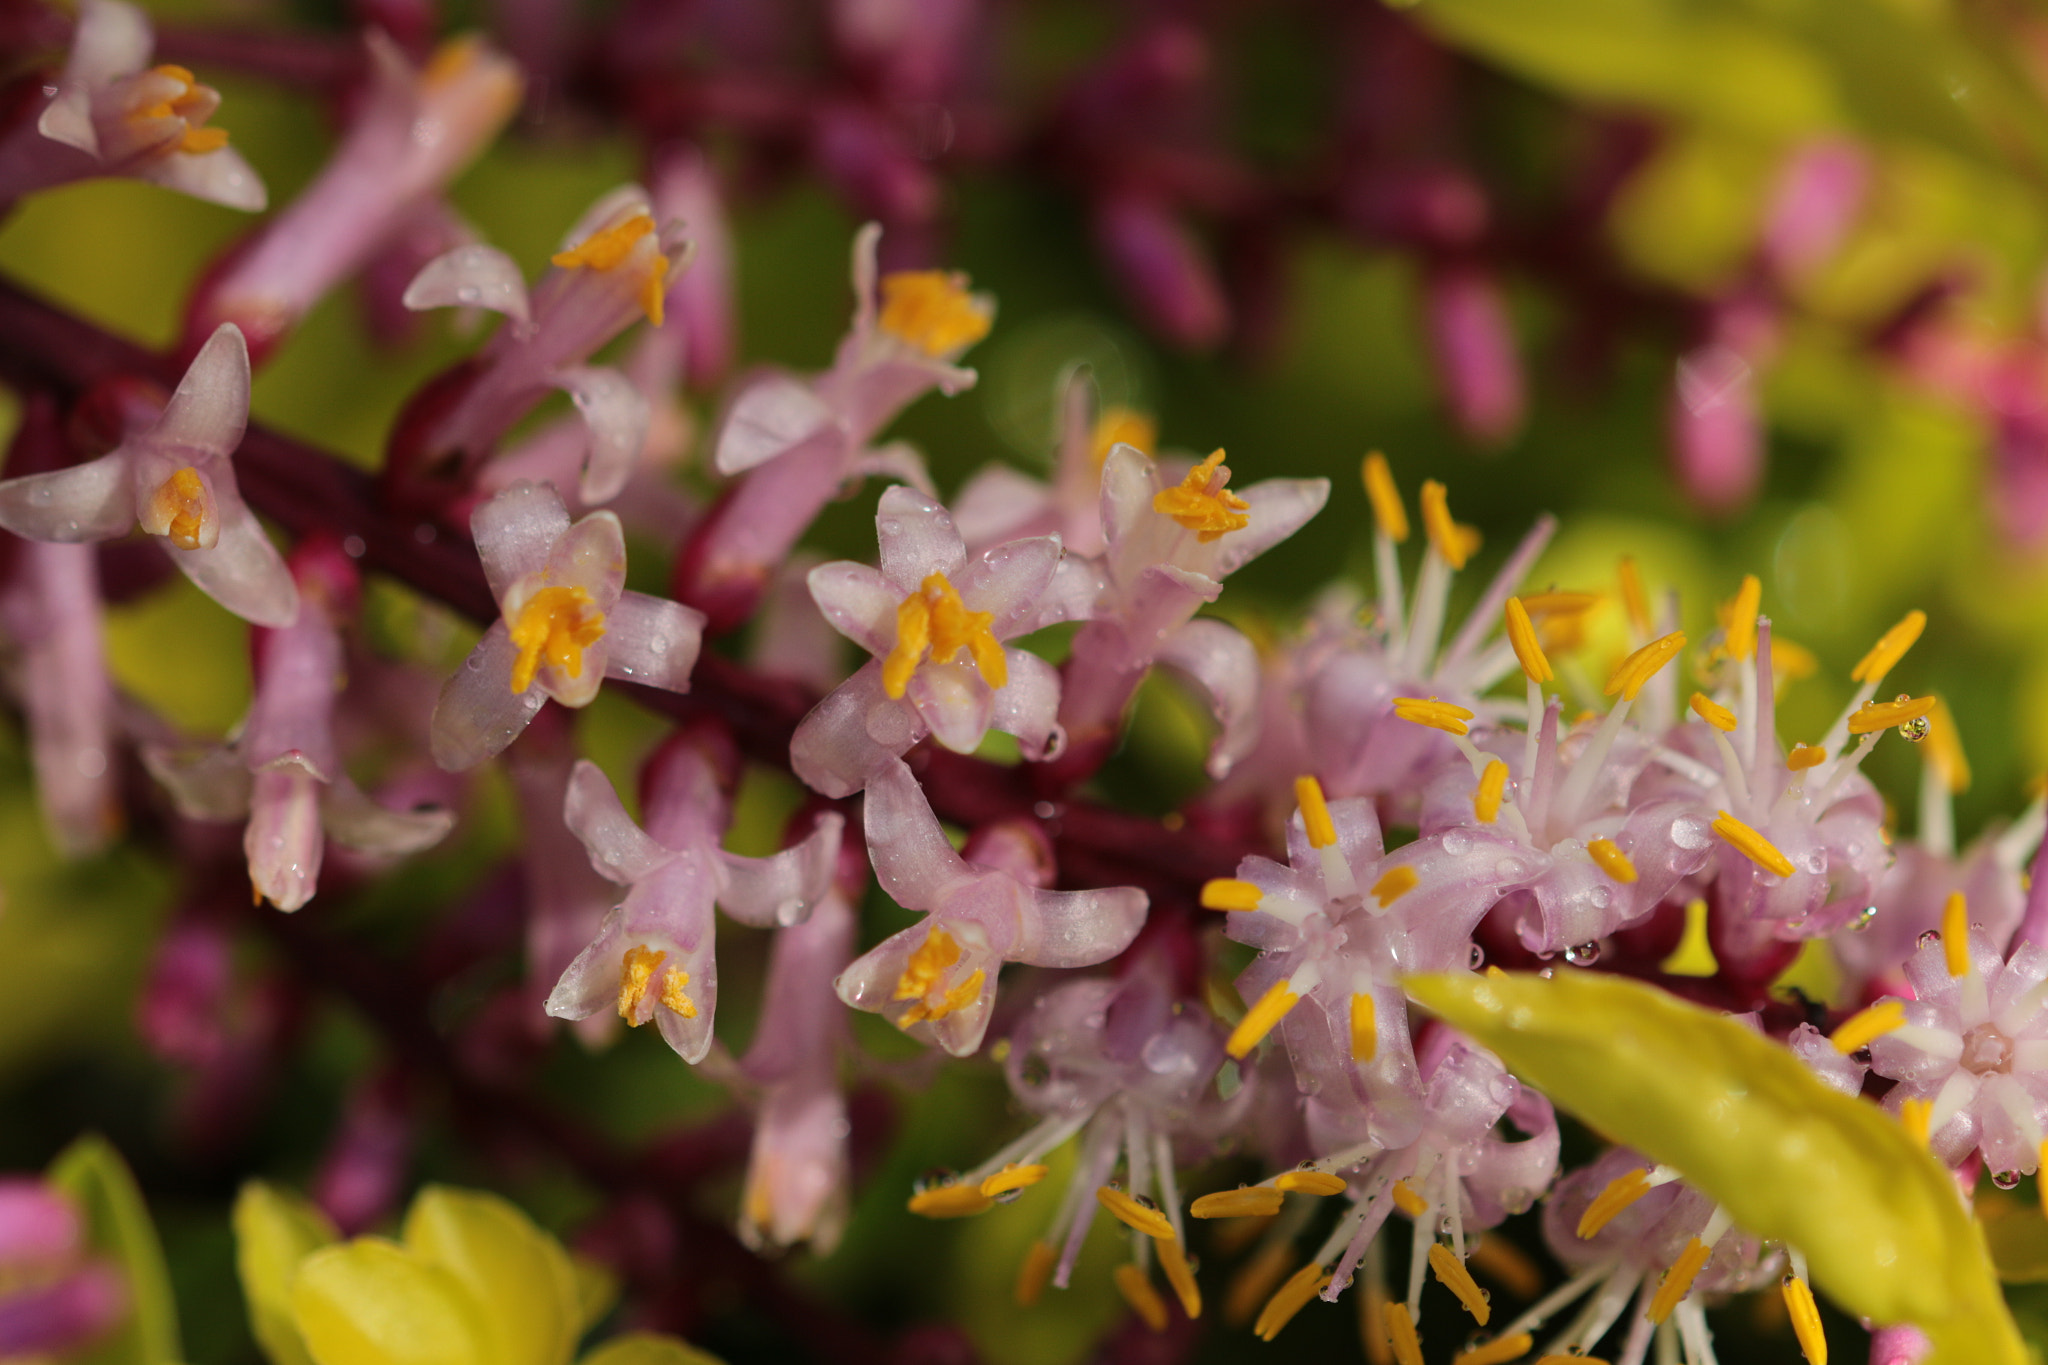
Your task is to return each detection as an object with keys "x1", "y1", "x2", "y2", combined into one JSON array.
[
  {"x1": 1853, "y1": 905, "x2": 1878, "y2": 931},
  {"x1": 1104, "y1": 1180, "x2": 1124, "y2": 1193},
  {"x1": 1538, "y1": 967, "x2": 1556, "y2": 979},
  {"x1": 1782, "y1": 1273, "x2": 1795, "y2": 1288},
  {"x1": 1468, "y1": 943, "x2": 1486, "y2": 970},
  {"x1": 1296, "y1": 1159, "x2": 1317, "y2": 1171},
  {"x1": 1588, "y1": 884, "x2": 1612, "y2": 910},
  {"x1": 913, "y1": 1168, "x2": 956, "y2": 1194},
  {"x1": 456, "y1": 285, "x2": 480, "y2": 303},
  {"x1": 28, "y1": 486, "x2": 50, "y2": 505},
  {"x1": 1133, "y1": 1192, "x2": 1161, "y2": 1212},
  {"x1": 1565, "y1": 941, "x2": 1601, "y2": 966},
  {"x1": 1899, "y1": 716, "x2": 1930, "y2": 743},
  {"x1": 993, "y1": 1186, "x2": 1026, "y2": 1205},
  {"x1": 1918, "y1": 929, "x2": 1942, "y2": 950},
  {"x1": 1994, "y1": 1169, "x2": 2023, "y2": 1190},
  {"x1": 1442, "y1": 830, "x2": 1472, "y2": 856},
  {"x1": 1670, "y1": 816, "x2": 1710, "y2": 851}
]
